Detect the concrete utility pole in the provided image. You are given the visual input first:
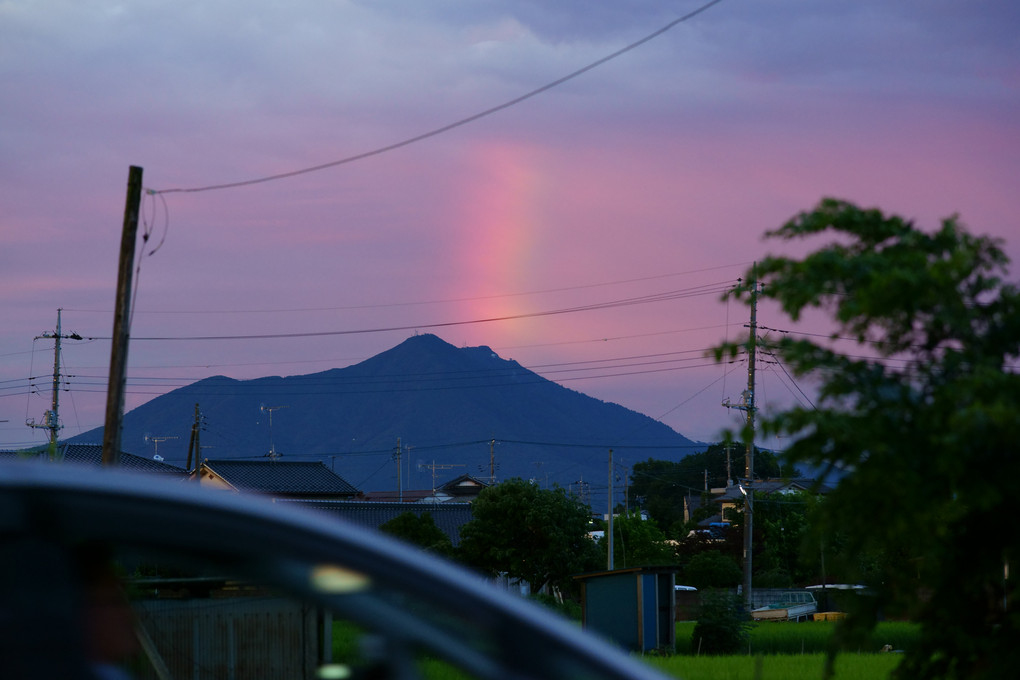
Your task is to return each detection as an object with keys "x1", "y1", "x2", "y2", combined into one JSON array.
[
  {"x1": 722, "y1": 267, "x2": 759, "y2": 611},
  {"x1": 103, "y1": 165, "x2": 143, "y2": 466},
  {"x1": 489, "y1": 438, "x2": 497, "y2": 483},
  {"x1": 742, "y1": 271, "x2": 760, "y2": 611},
  {"x1": 27, "y1": 308, "x2": 82, "y2": 460}
]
